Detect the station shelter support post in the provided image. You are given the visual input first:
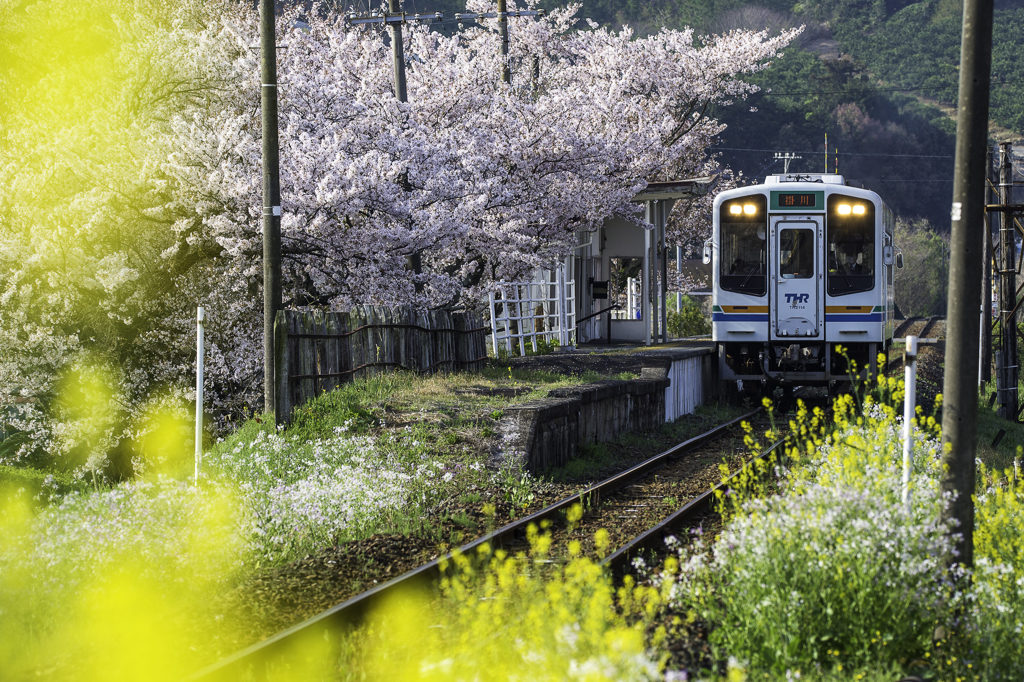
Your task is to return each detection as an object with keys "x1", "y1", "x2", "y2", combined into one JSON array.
[{"x1": 643, "y1": 202, "x2": 653, "y2": 346}]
